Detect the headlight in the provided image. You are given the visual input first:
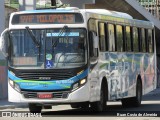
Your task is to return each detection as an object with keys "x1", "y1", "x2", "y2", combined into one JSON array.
[
  {"x1": 9, "y1": 79, "x2": 21, "y2": 93},
  {"x1": 14, "y1": 83, "x2": 21, "y2": 92},
  {"x1": 72, "y1": 79, "x2": 87, "y2": 91},
  {"x1": 80, "y1": 79, "x2": 86, "y2": 85},
  {"x1": 9, "y1": 79, "x2": 14, "y2": 87}
]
